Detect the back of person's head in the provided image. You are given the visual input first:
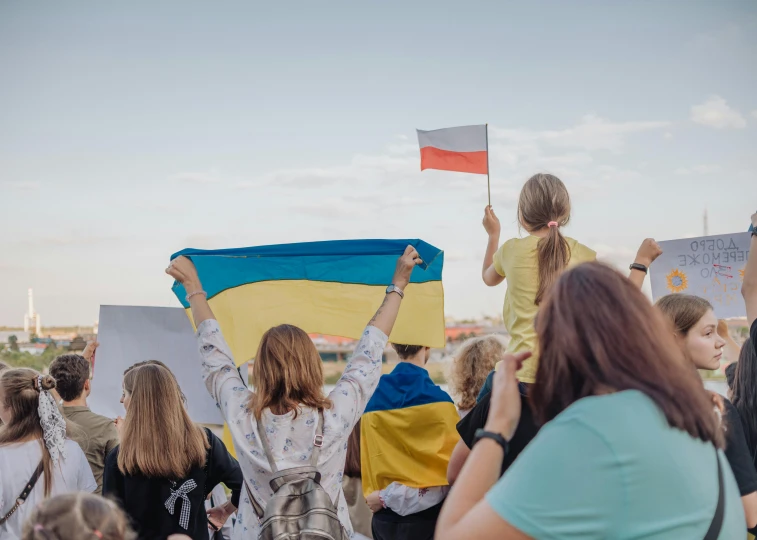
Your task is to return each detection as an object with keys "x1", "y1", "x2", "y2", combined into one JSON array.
[
  {"x1": 0, "y1": 368, "x2": 58, "y2": 495},
  {"x1": 518, "y1": 173, "x2": 572, "y2": 305},
  {"x1": 22, "y1": 492, "x2": 135, "y2": 540},
  {"x1": 391, "y1": 344, "x2": 425, "y2": 360},
  {"x1": 448, "y1": 335, "x2": 505, "y2": 411},
  {"x1": 123, "y1": 360, "x2": 187, "y2": 405},
  {"x1": 343, "y1": 419, "x2": 362, "y2": 478},
  {"x1": 655, "y1": 294, "x2": 713, "y2": 336},
  {"x1": 118, "y1": 364, "x2": 208, "y2": 478},
  {"x1": 531, "y1": 262, "x2": 724, "y2": 447},
  {"x1": 49, "y1": 354, "x2": 90, "y2": 402},
  {"x1": 725, "y1": 362, "x2": 737, "y2": 391},
  {"x1": 732, "y1": 339, "x2": 757, "y2": 450},
  {"x1": 249, "y1": 324, "x2": 332, "y2": 419}
]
